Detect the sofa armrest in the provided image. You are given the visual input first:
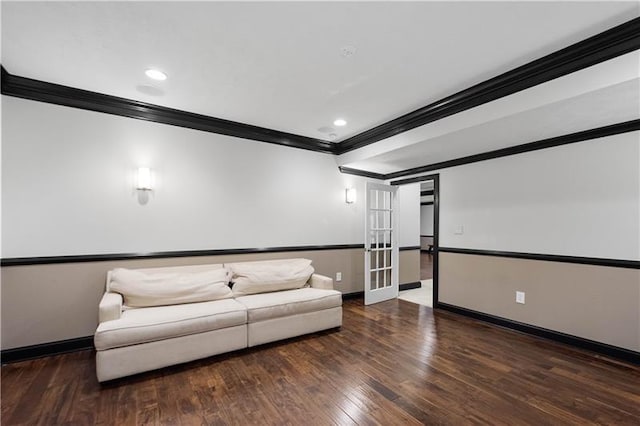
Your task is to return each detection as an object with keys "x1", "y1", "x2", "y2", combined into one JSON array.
[
  {"x1": 99, "y1": 292, "x2": 123, "y2": 323},
  {"x1": 309, "y1": 274, "x2": 334, "y2": 290}
]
